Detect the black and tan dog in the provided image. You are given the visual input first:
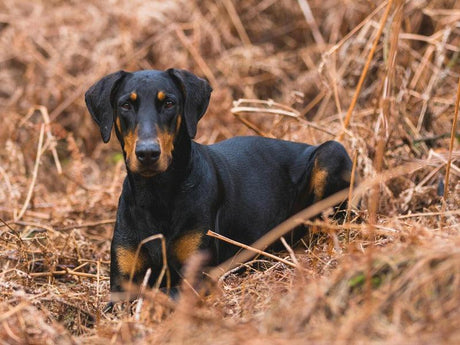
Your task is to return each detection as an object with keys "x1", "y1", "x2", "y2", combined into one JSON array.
[{"x1": 85, "y1": 69, "x2": 352, "y2": 301}]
